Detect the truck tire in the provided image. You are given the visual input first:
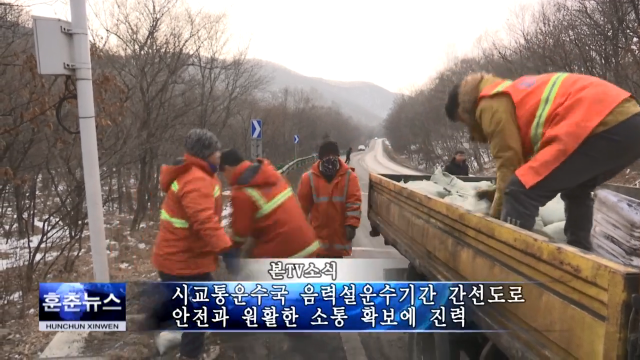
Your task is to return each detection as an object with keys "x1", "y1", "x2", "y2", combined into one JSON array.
[
  {"x1": 406, "y1": 264, "x2": 426, "y2": 281},
  {"x1": 406, "y1": 264, "x2": 461, "y2": 360},
  {"x1": 408, "y1": 332, "x2": 435, "y2": 360},
  {"x1": 434, "y1": 333, "x2": 459, "y2": 360},
  {"x1": 408, "y1": 332, "x2": 460, "y2": 360}
]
